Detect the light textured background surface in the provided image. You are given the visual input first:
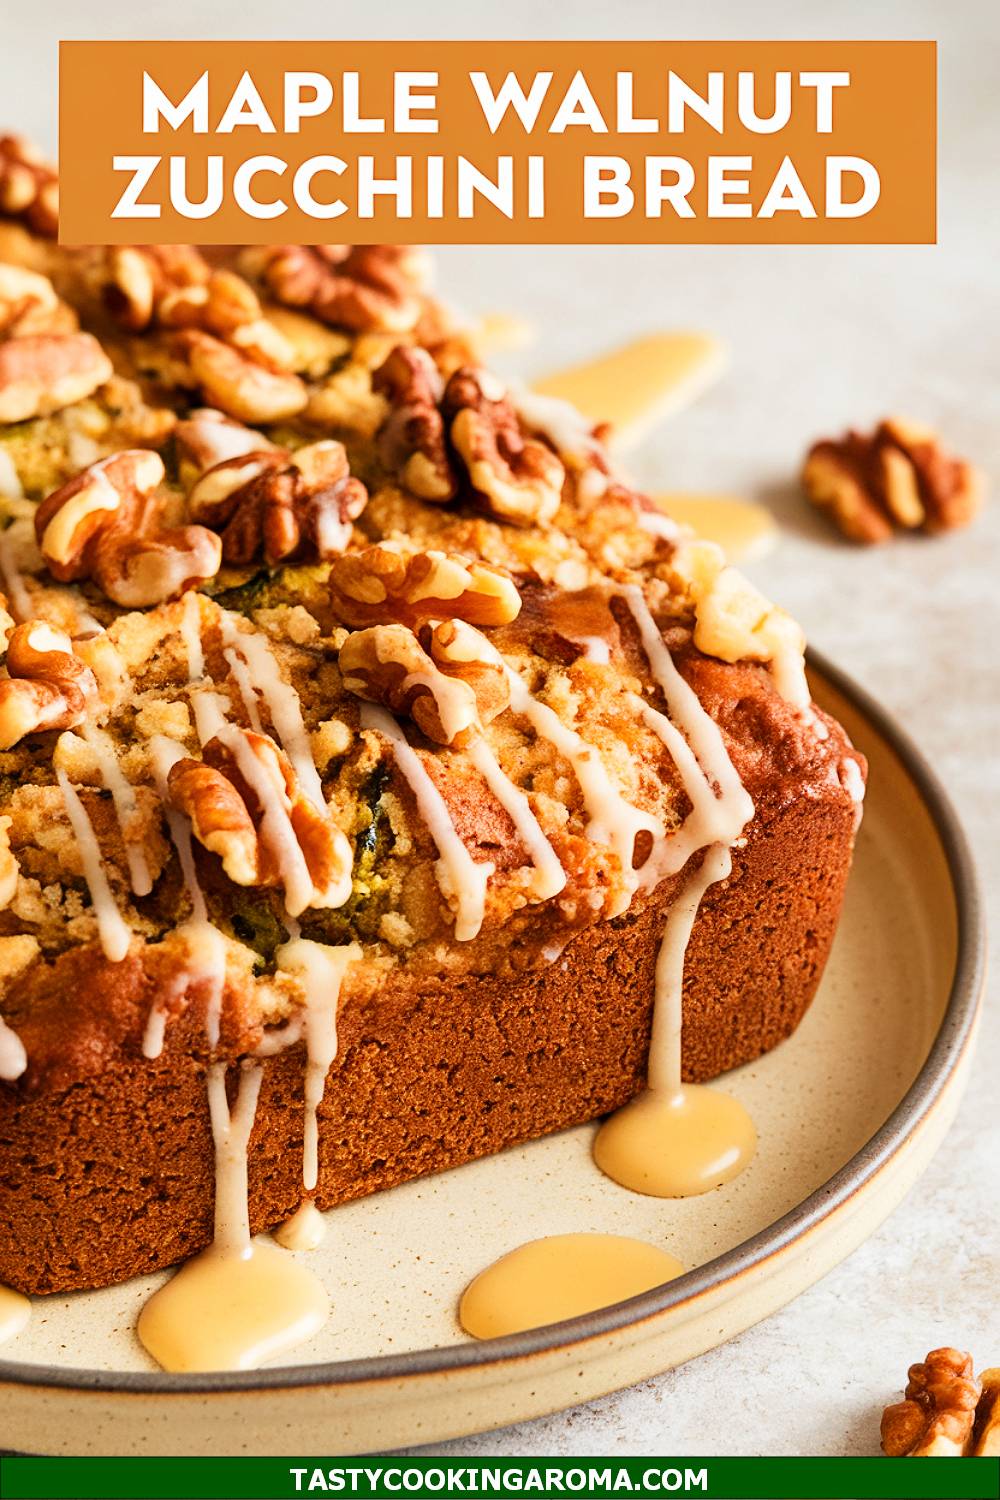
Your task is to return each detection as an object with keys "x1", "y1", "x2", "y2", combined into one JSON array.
[{"x1": 2, "y1": 0, "x2": 997, "y2": 1458}]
